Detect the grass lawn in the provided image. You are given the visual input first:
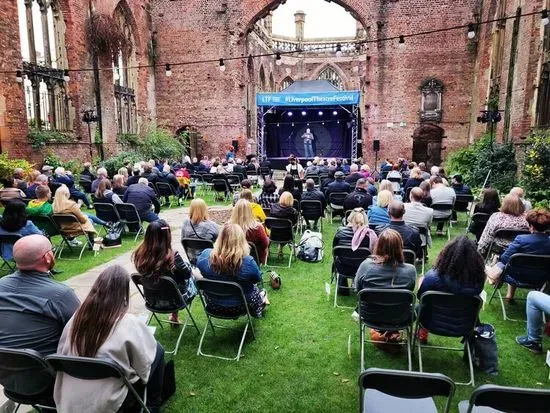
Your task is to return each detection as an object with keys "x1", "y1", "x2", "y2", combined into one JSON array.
[{"x1": 151, "y1": 212, "x2": 550, "y2": 413}]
